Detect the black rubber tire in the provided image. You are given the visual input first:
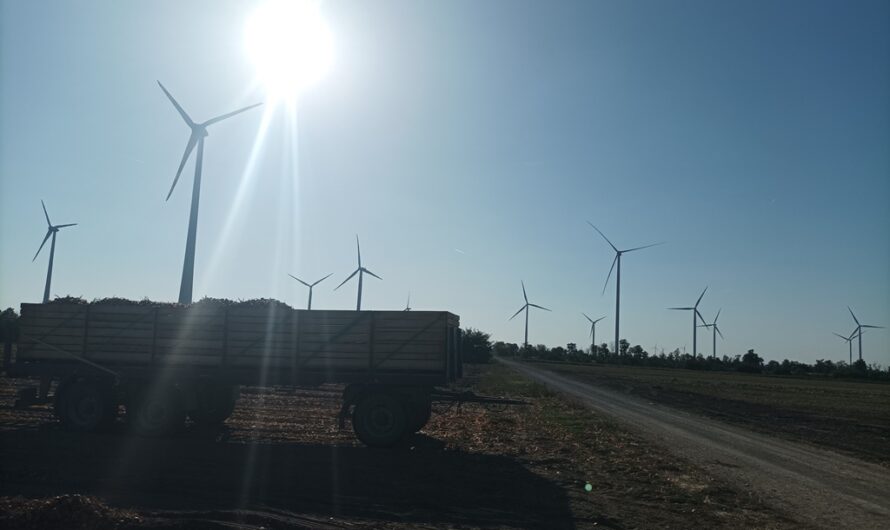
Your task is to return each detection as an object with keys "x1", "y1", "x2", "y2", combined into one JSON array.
[
  {"x1": 352, "y1": 392, "x2": 409, "y2": 448},
  {"x1": 407, "y1": 398, "x2": 432, "y2": 433},
  {"x1": 189, "y1": 383, "x2": 237, "y2": 426},
  {"x1": 129, "y1": 387, "x2": 186, "y2": 436},
  {"x1": 57, "y1": 379, "x2": 116, "y2": 432}
]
